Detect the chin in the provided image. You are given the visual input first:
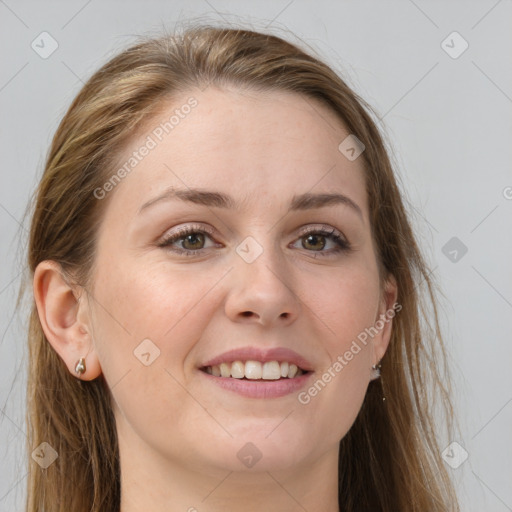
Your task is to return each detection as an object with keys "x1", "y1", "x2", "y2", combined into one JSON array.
[{"x1": 197, "y1": 430, "x2": 314, "y2": 473}]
